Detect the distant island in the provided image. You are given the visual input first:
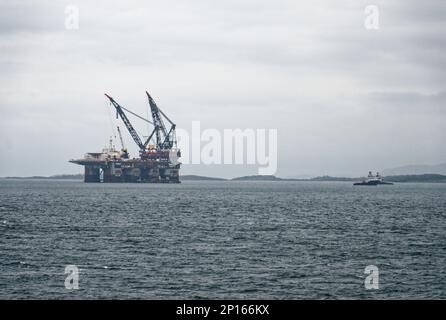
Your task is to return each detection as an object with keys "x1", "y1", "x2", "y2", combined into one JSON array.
[
  {"x1": 381, "y1": 174, "x2": 446, "y2": 183},
  {"x1": 231, "y1": 175, "x2": 287, "y2": 181},
  {"x1": 180, "y1": 175, "x2": 227, "y2": 181},
  {"x1": 2, "y1": 173, "x2": 446, "y2": 183},
  {"x1": 228, "y1": 174, "x2": 446, "y2": 183},
  {"x1": 382, "y1": 162, "x2": 446, "y2": 176},
  {"x1": 2, "y1": 174, "x2": 84, "y2": 180}
]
